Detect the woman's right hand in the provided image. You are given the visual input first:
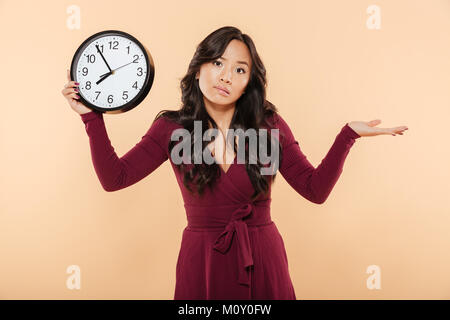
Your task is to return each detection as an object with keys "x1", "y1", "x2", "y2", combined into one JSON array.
[{"x1": 61, "y1": 69, "x2": 93, "y2": 115}]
